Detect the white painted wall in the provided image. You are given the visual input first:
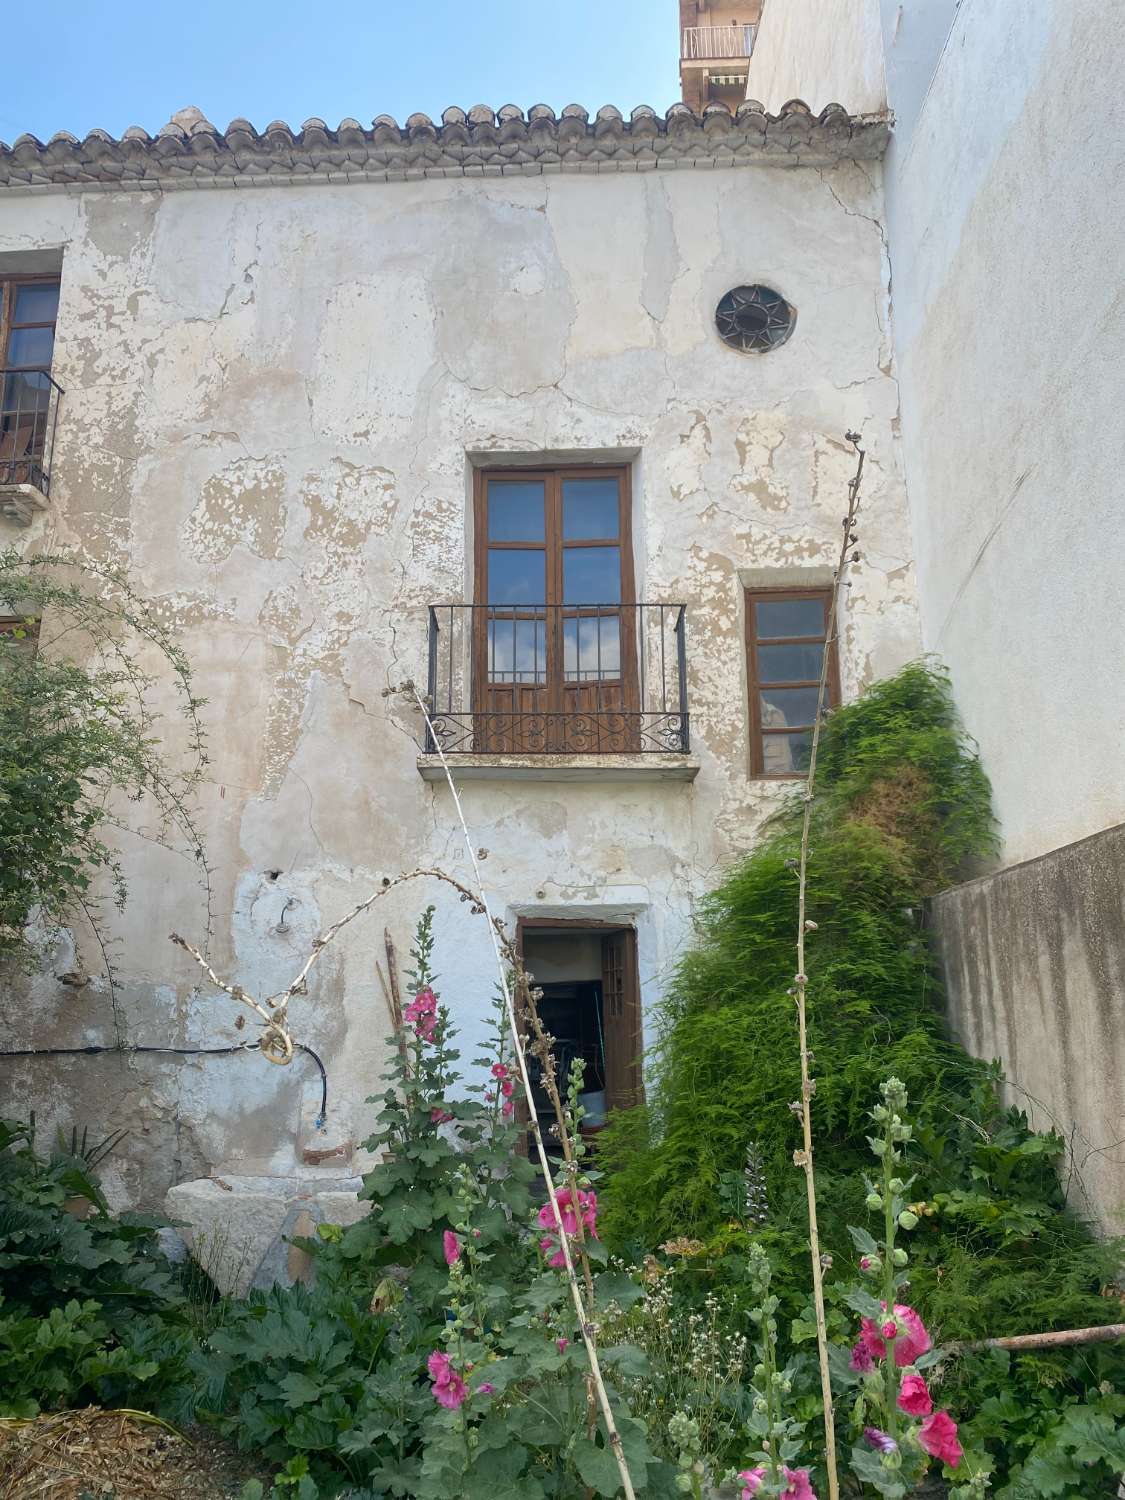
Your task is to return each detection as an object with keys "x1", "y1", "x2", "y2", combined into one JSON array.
[
  {"x1": 0, "y1": 162, "x2": 917, "y2": 1204},
  {"x1": 882, "y1": 0, "x2": 1125, "y2": 865},
  {"x1": 745, "y1": 0, "x2": 887, "y2": 113}
]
